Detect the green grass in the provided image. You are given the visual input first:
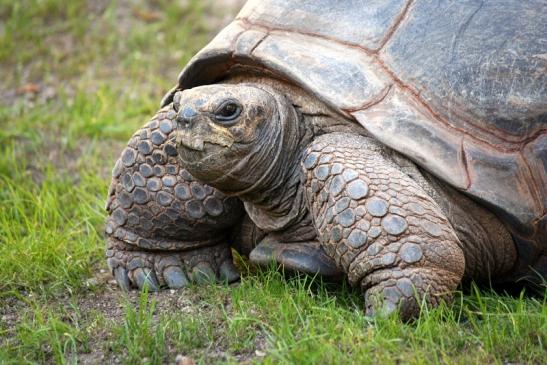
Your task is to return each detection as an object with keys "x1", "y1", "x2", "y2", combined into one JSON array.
[{"x1": 0, "y1": 0, "x2": 546, "y2": 364}]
